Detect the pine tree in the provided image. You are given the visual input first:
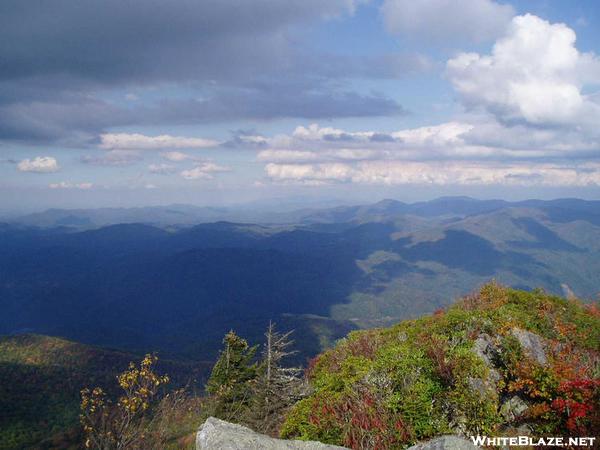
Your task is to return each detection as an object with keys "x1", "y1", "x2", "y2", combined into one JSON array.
[
  {"x1": 206, "y1": 330, "x2": 258, "y2": 420},
  {"x1": 248, "y1": 321, "x2": 304, "y2": 434}
]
